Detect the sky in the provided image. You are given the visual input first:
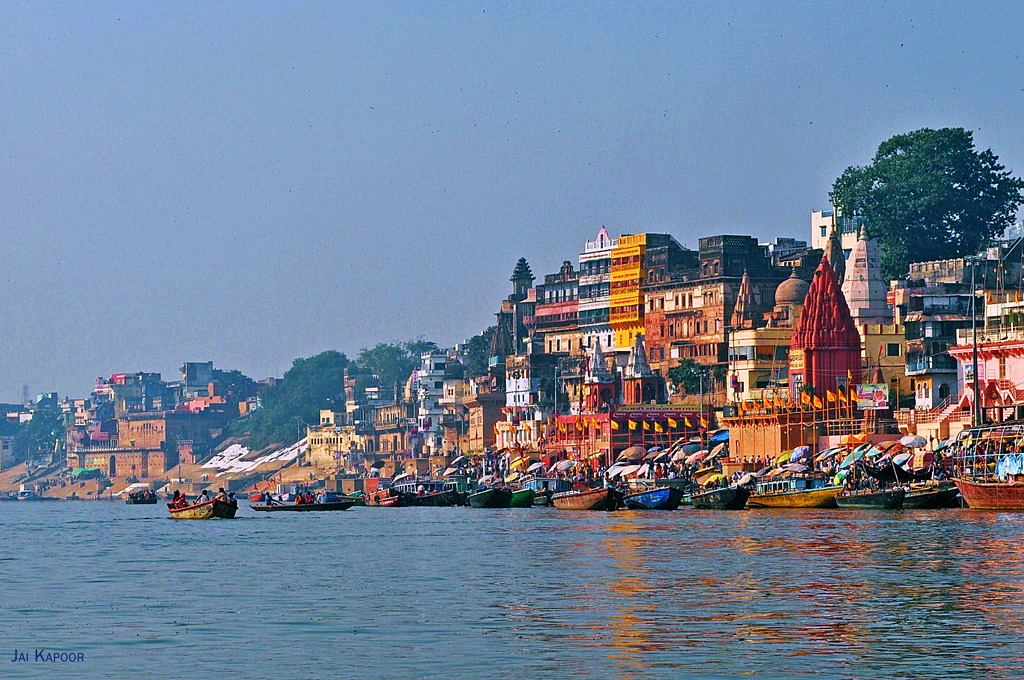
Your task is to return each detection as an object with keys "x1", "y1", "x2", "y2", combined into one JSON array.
[{"x1": 1, "y1": 1, "x2": 1023, "y2": 402}]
